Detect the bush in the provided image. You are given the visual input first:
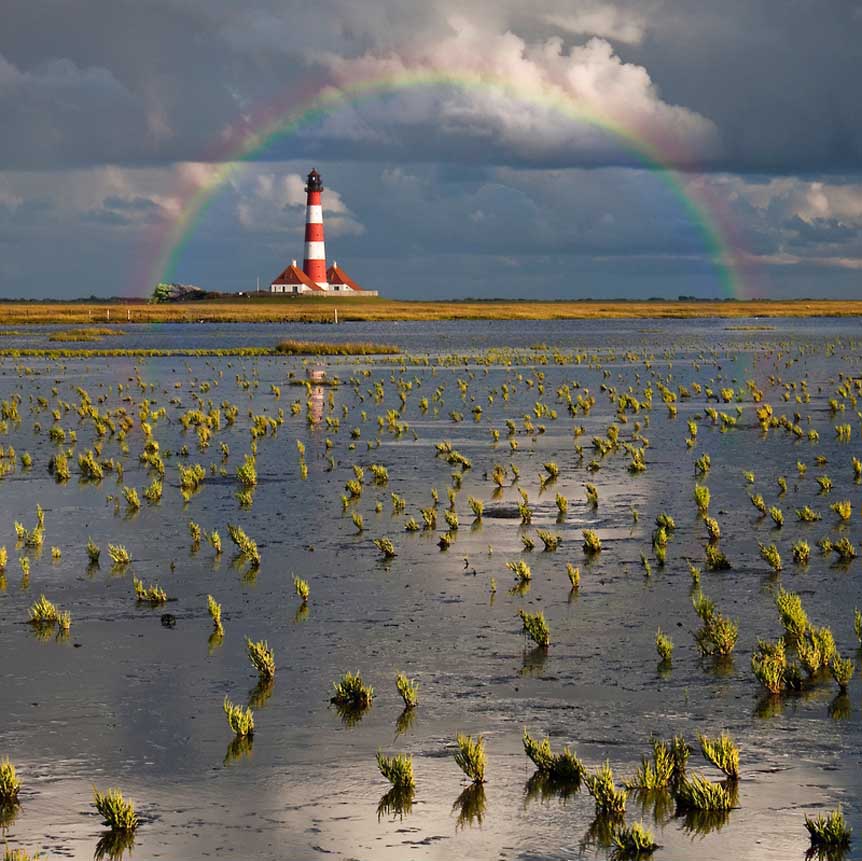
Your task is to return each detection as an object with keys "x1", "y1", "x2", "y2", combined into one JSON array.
[{"x1": 674, "y1": 775, "x2": 734, "y2": 811}]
